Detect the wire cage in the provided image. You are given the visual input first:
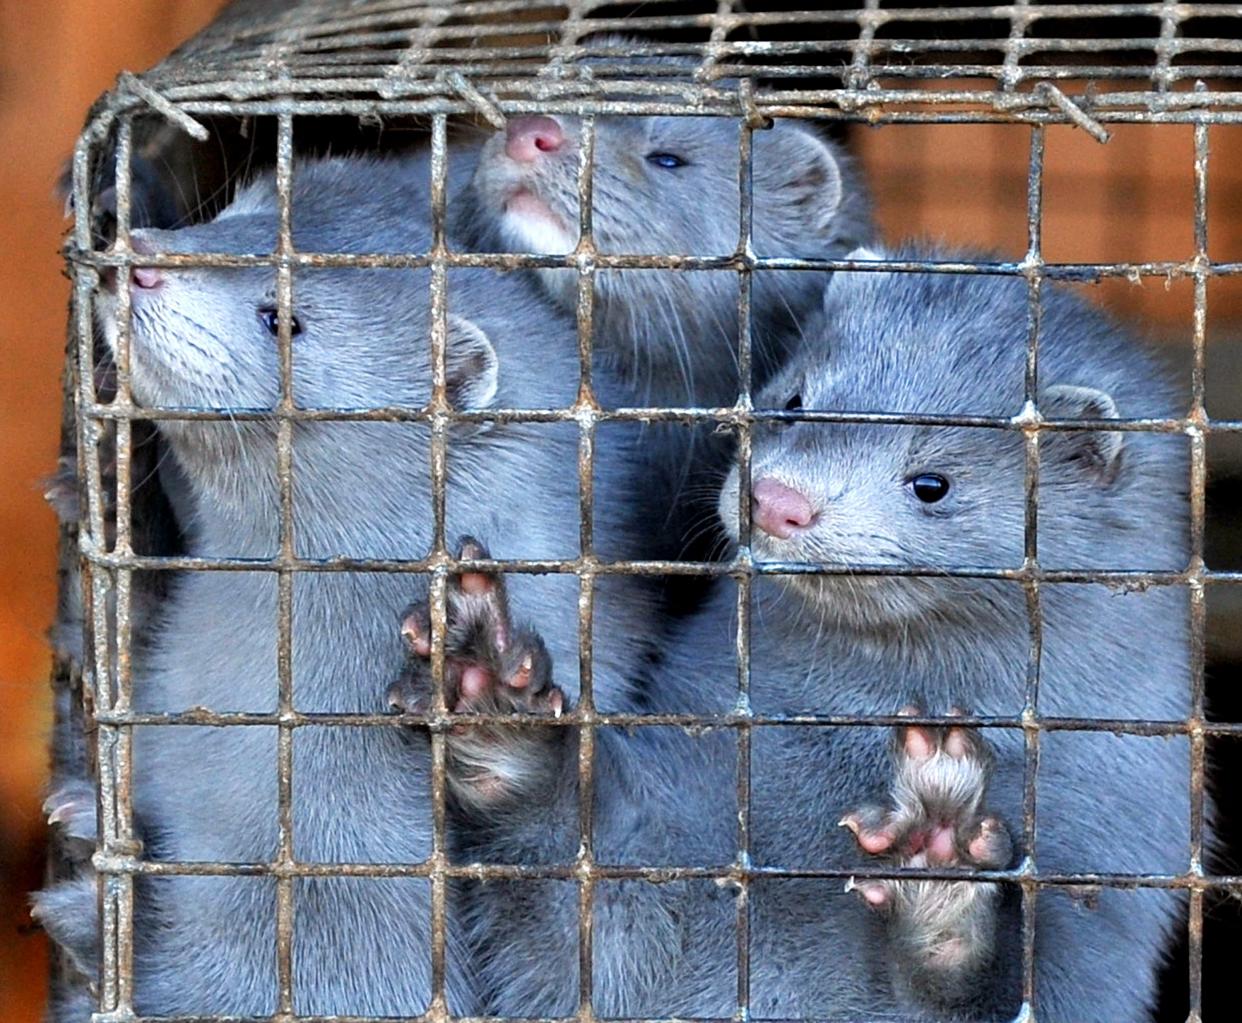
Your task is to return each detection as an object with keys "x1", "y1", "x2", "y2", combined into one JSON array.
[{"x1": 52, "y1": 2, "x2": 1242, "y2": 1022}]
